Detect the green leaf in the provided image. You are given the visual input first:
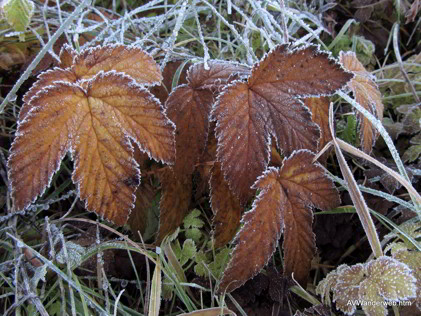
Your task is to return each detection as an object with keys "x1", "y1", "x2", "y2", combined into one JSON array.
[
  {"x1": 194, "y1": 251, "x2": 210, "y2": 277},
  {"x1": 317, "y1": 256, "x2": 417, "y2": 316},
  {"x1": 1, "y1": 0, "x2": 35, "y2": 41},
  {"x1": 184, "y1": 209, "x2": 205, "y2": 229},
  {"x1": 338, "y1": 115, "x2": 357, "y2": 145},
  {"x1": 208, "y1": 247, "x2": 231, "y2": 279},
  {"x1": 184, "y1": 209, "x2": 205, "y2": 242}
]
